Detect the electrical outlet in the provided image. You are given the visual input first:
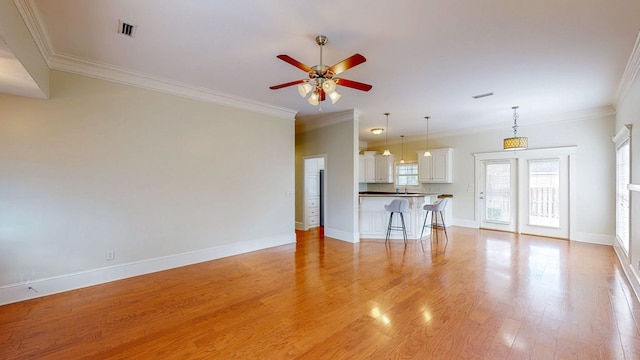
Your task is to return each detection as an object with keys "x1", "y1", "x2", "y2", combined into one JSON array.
[{"x1": 106, "y1": 250, "x2": 115, "y2": 261}]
